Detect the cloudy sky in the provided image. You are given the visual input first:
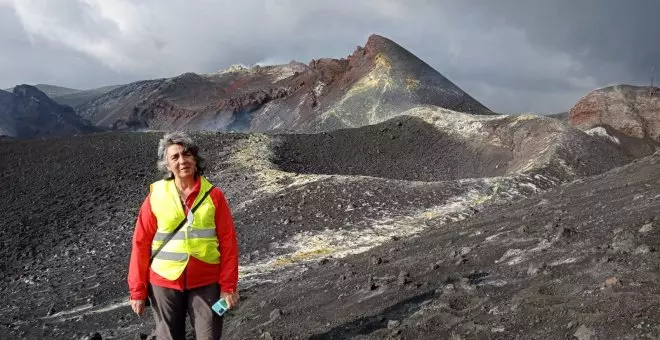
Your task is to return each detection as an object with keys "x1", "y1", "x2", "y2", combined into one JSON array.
[{"x1": 0, "y1": 0, "x2": 658, "y2": 114}]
